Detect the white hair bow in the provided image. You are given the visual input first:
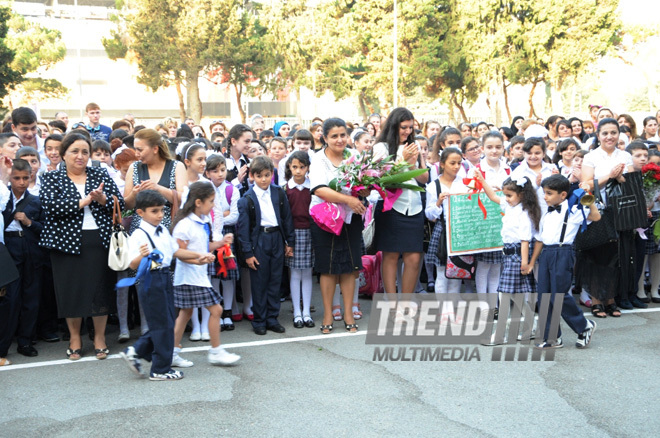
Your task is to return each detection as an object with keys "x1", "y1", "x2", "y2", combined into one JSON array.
[
  {"x1": 511, "y1": 175, "x2": 527, "y2": 187},
  {"x1": 111, "y1": 145, "x2": 128, "y2": 160}
]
